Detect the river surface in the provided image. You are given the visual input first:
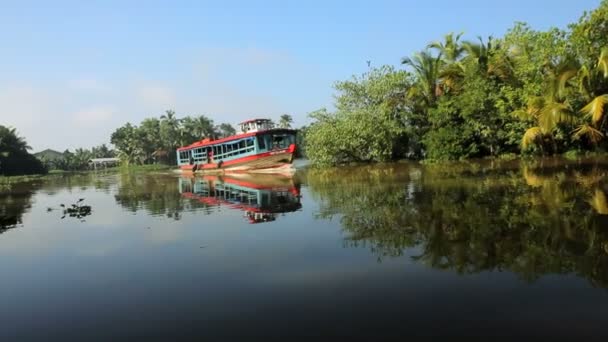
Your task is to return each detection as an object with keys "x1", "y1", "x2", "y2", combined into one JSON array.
[{"x1": 2, "y1": 158, "x2": 608, "y2": 340}]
